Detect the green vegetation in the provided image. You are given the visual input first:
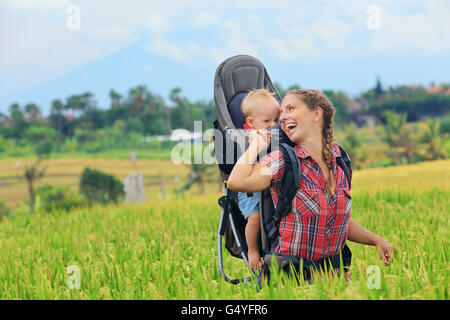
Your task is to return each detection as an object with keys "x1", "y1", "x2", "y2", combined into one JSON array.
[
  {"x1": 0, "y1": 179, "x2": 447, "y2": 299},
  {"x1": 0, "y1": 200, "x2": 10, "y2": 219},
  {"x1": 0, "y1": 86, "x2": 215, "y2": 159},
  {"x1": 79, "y1": 168, "x2": 124, "y2": 204},
  {"x1": 0, "y1": 80, "x2": 449, "y2": 170},
  {"x1": 35, "y1": 184, "x2": 87, "y2": 213}
]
